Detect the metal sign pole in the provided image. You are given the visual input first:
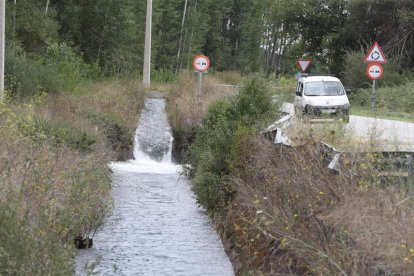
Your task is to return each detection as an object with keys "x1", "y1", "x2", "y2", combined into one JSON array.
[
  {"x1": 371, "y1": 80, "x2": 376, "y2": 110},
  {"x1": 197, "y1": 72, "x2": 203, "y2": 100},
  {"x1": 406, "y1": 154, "x2": 413, "y2": 188}
]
